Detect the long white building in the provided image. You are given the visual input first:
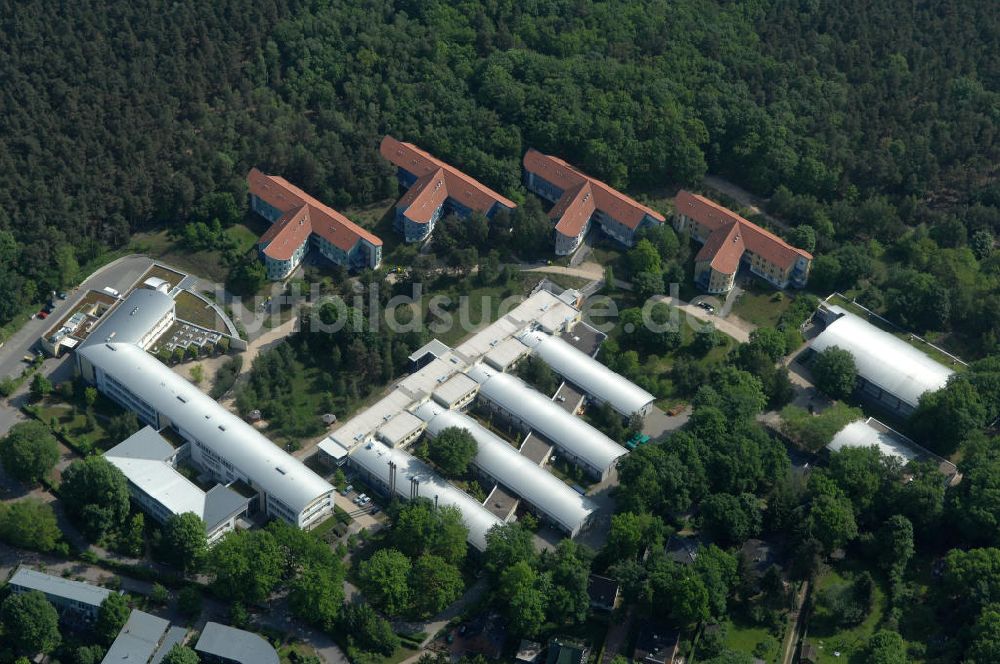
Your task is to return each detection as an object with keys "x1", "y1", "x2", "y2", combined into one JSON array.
[
  {"x1": 811, "y1": 304, "x2": 955, "y2": 416},
  {"x1": 519, "y1": 329, "x2": 655, "y2": 419},
  {"x1": 467, "y1": 364, "x2": 627, "y2": 480},
  {"x1": 415, "y1": 403, "x2": 595, "y2": 536},
  {"x1": 77, "y1": 289, "x2": 334, "y2": 529},
  {"x1": 345, "y1": 438, "x2": 504, "y2": 551}
]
